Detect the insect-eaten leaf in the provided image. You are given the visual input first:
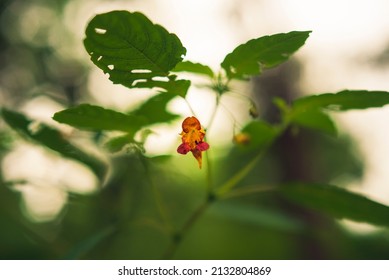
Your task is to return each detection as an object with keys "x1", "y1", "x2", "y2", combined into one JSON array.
[
  {"x1": 84, "y1": 10, "x2": 190, "y2": 97},
  {"x1": 221, "y1": 31, "x2": 311, "y2": 79},
  {"x1": 1, "y1": 108, "x2": 106, "y2": 180}
]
